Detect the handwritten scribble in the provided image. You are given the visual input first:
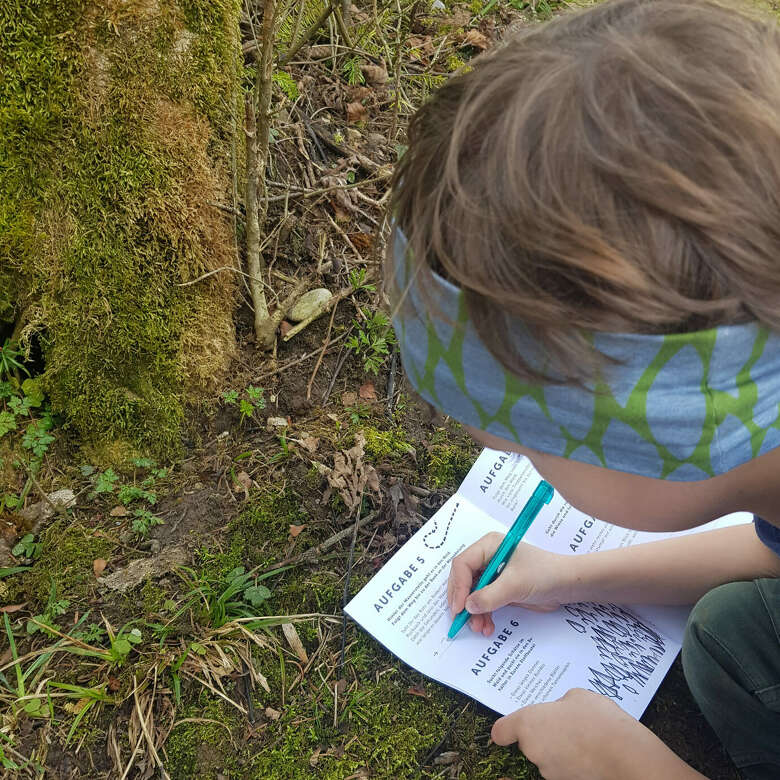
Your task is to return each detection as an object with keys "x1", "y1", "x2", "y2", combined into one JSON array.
[
  {"x1": 423, "y1": 501, "x2": 459, "y2": 549},
  {"x1": 563, "y1": 603, "x2": 666, "y2": 701}
]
